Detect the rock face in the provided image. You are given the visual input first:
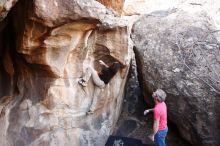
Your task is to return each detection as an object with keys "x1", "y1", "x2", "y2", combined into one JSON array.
[
  {"x1": 0, "y1": 0, "x2": 131, "y2": 146},
  {"x1": 96, "y1": 0, "x2": 125, "y2": 14},
  {"x1": 0, "y1": 0, "x2": 18, "y2": 21},
  {"x1": 29, "y1": 0, "x2": 127, "y2": 28},
  {"x1": 132, "y1": 9, "x2": 220, "y2": 146}
]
